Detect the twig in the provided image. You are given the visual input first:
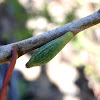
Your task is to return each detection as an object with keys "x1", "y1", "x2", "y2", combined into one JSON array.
[
  {"x1": 0, "y1": 9, "x2": 100, "y2": 65},
  {"x1": 0, "y1": 46, "x2": 18, "y2": 100}
]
